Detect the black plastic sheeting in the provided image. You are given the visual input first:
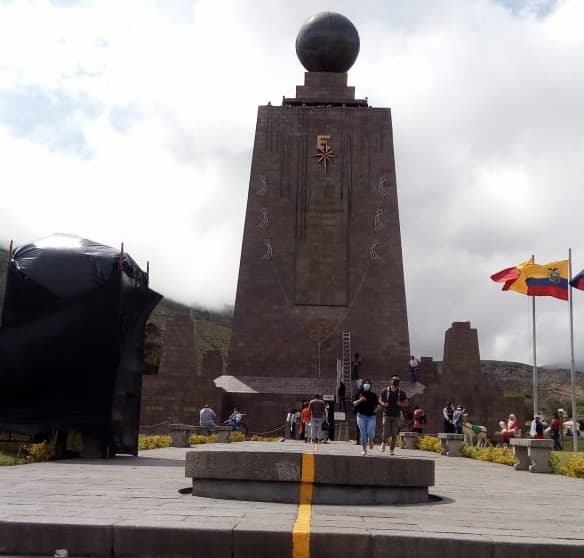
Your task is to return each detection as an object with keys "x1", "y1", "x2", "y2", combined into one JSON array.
[{"x1": 0, "y1": 234, "x2": 162, "y2": 456}]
